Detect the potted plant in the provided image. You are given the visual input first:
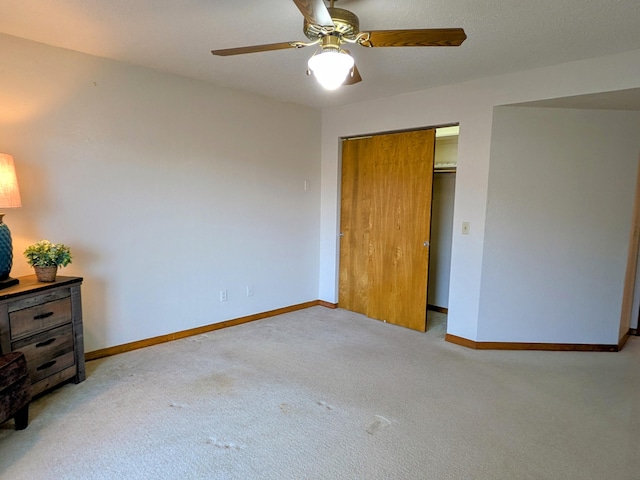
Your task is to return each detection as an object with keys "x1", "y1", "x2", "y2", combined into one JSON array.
[{"x1": 24, "y1": 240, "x2": 72, "y2": 282}]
